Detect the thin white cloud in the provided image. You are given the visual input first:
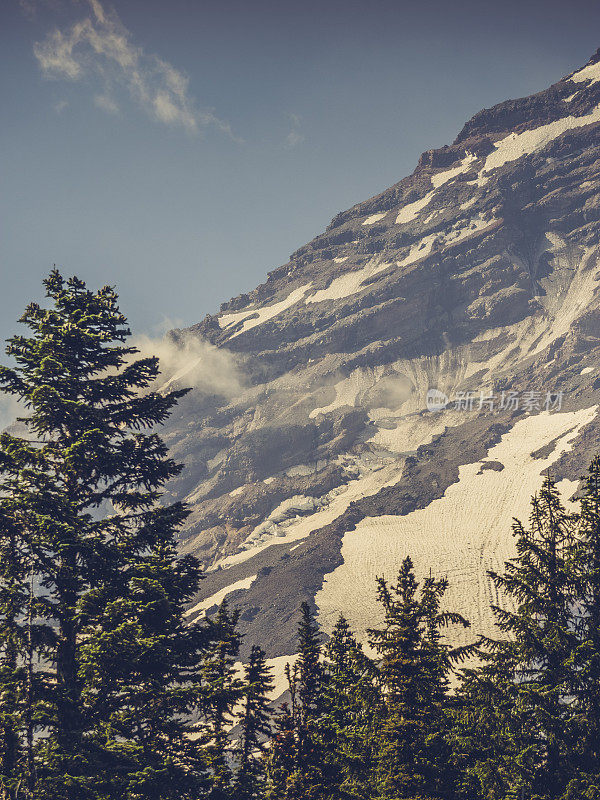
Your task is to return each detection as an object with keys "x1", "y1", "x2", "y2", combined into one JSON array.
[
  {"x1": 94, "y1": 92, "x2": 118, "y2": 113},
  {"x1": 132, "y1": 332, "x2": 245, "y2": 398},
  {"x1": 19, "y1": 0, "x2": 64, "y2": 20},
  {"x1": 33, "y1": 0, "x2": 235, "y2": 136},
  {"x1": 285, "y1": 130, "x2": 304, "y2": 149},
  {"x1": 285, "y1": 112, "x2": 304, "y2": 149},
  {"x1": 54, "y1": 98, "x2": 68, "y2": 113}
]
